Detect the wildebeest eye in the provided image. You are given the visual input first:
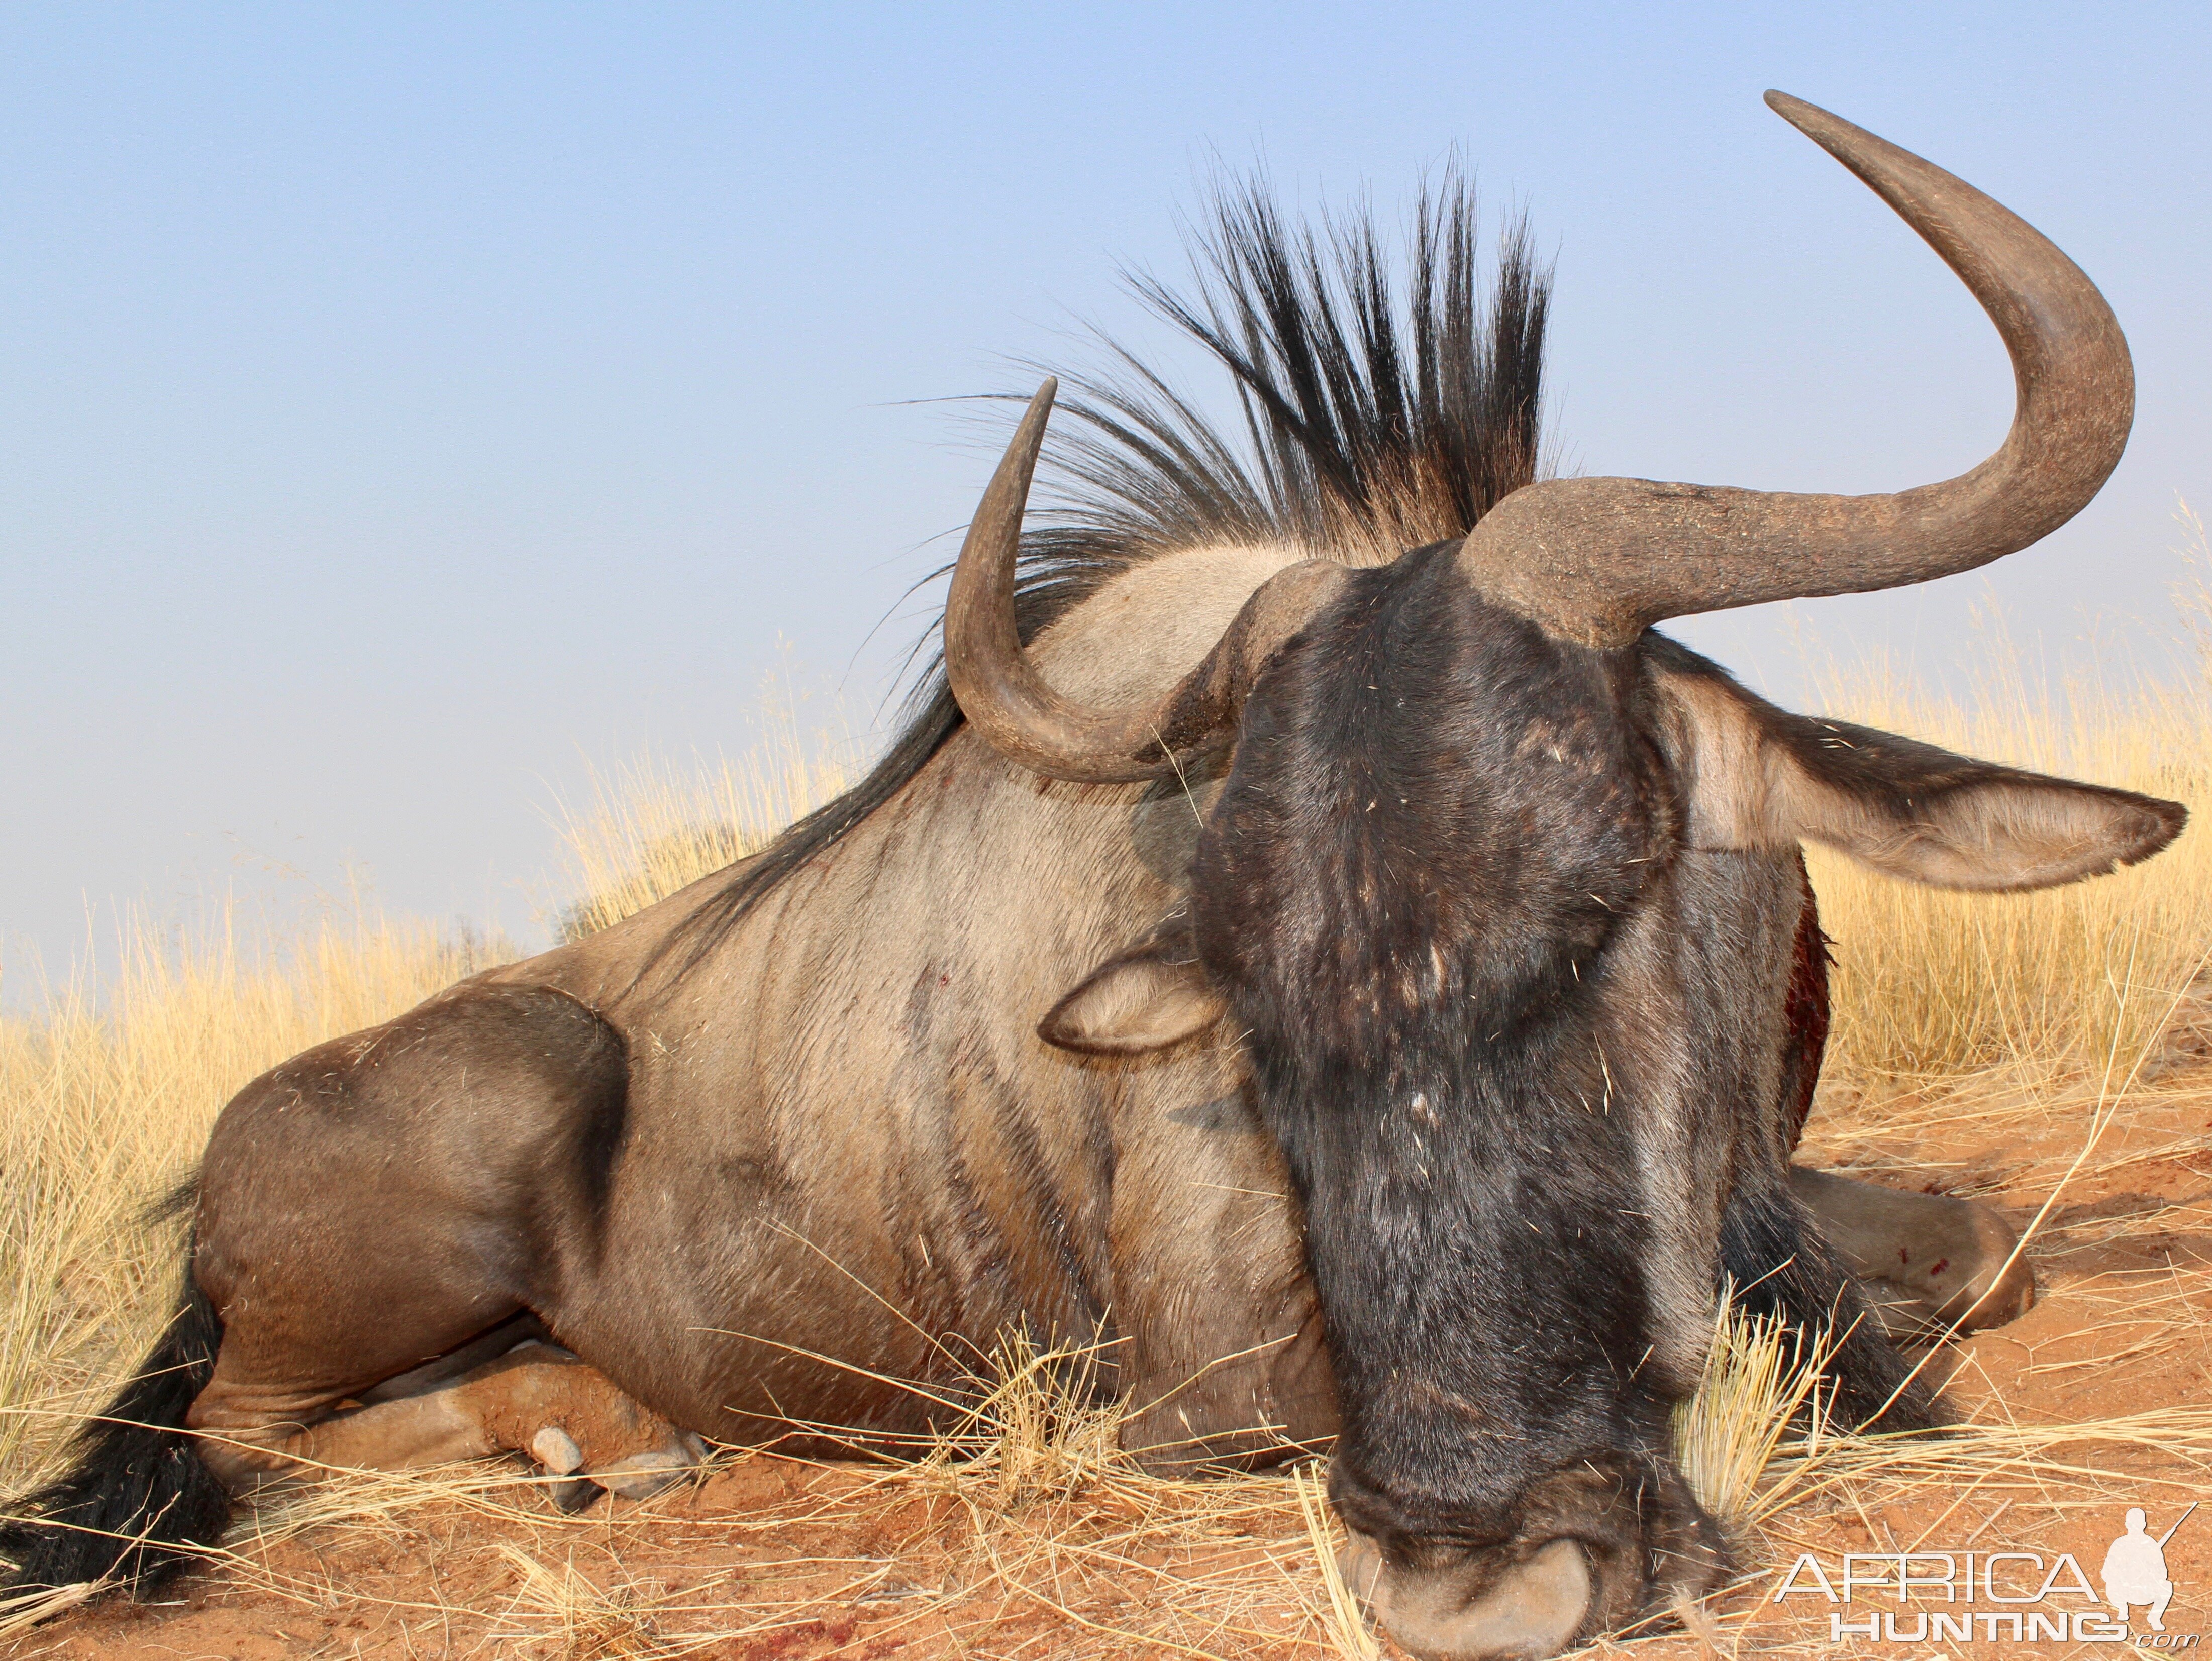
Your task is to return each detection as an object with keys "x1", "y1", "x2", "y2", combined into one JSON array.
[{"x1": 1565, "y1": 916, "x2": 1610, "y2": 953}]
